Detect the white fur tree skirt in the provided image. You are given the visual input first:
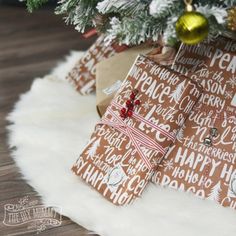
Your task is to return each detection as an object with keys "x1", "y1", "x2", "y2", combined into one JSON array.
[{"x1": 7, "y1": 52, "x2": 236, "y2": 236}]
